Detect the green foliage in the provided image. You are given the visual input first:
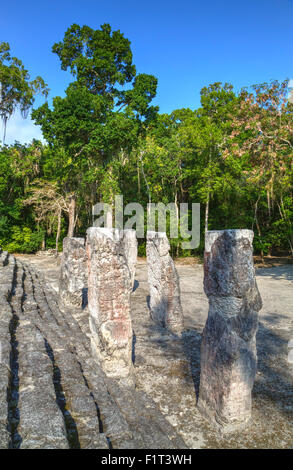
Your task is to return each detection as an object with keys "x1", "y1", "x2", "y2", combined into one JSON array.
[
  {"x1": 0, "y1": 42, "x2": 48, "y2": 141},
  {"x1": 137, "y1": 241, "x2": 146, "y2": 257},
  {"x1": 0, "y1": 24, "x2": 292, "y2": 257},
  {"x1": 32, "y1": 23, "x2": 158, "y2": 237},
  {"x1": 3, "y1": 226, "x2": 43, "y2": 253},
  {"x1": 52, "y1": 23, "x2": 136, "y2": 93}
]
